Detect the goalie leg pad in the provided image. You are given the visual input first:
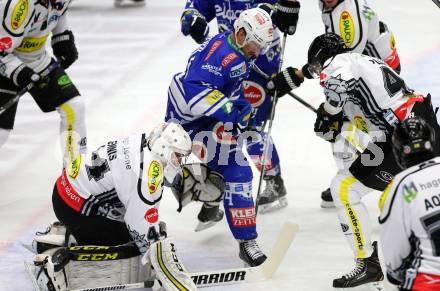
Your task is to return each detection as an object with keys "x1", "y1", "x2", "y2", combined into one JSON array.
[{"x1": 146, "y1": 238, "x2": 196, "y2": 291}]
